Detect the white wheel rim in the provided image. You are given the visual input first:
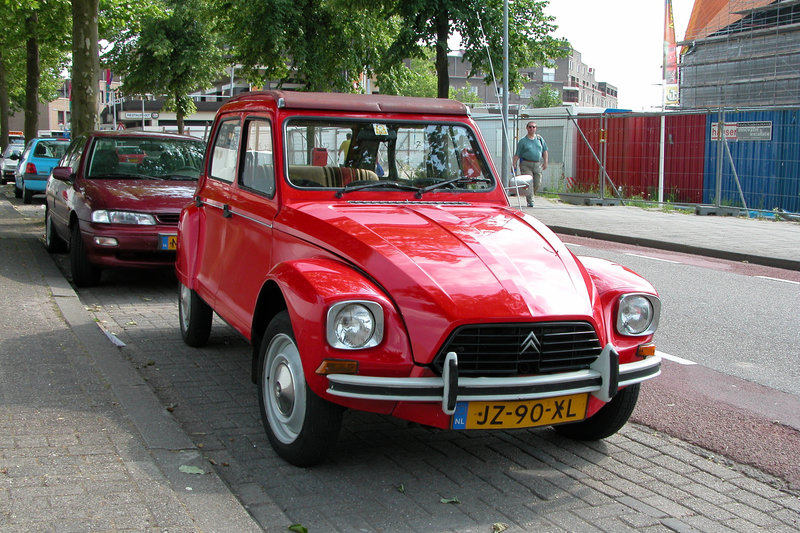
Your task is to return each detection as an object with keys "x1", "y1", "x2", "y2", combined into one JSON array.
[
  {"x1": 179, "y1": 284, "x2": 191, "y2": 332},
  {"x1": 263, "y1": 333, "x2": 306, "y2": 444}
]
